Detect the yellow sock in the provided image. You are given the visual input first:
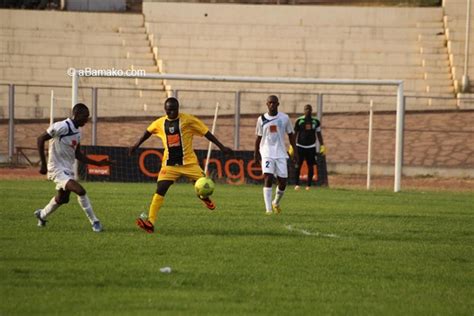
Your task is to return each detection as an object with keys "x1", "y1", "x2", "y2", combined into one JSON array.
[{"x1": 148, "y1": 193, "x2": 164, "y2": 224}]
